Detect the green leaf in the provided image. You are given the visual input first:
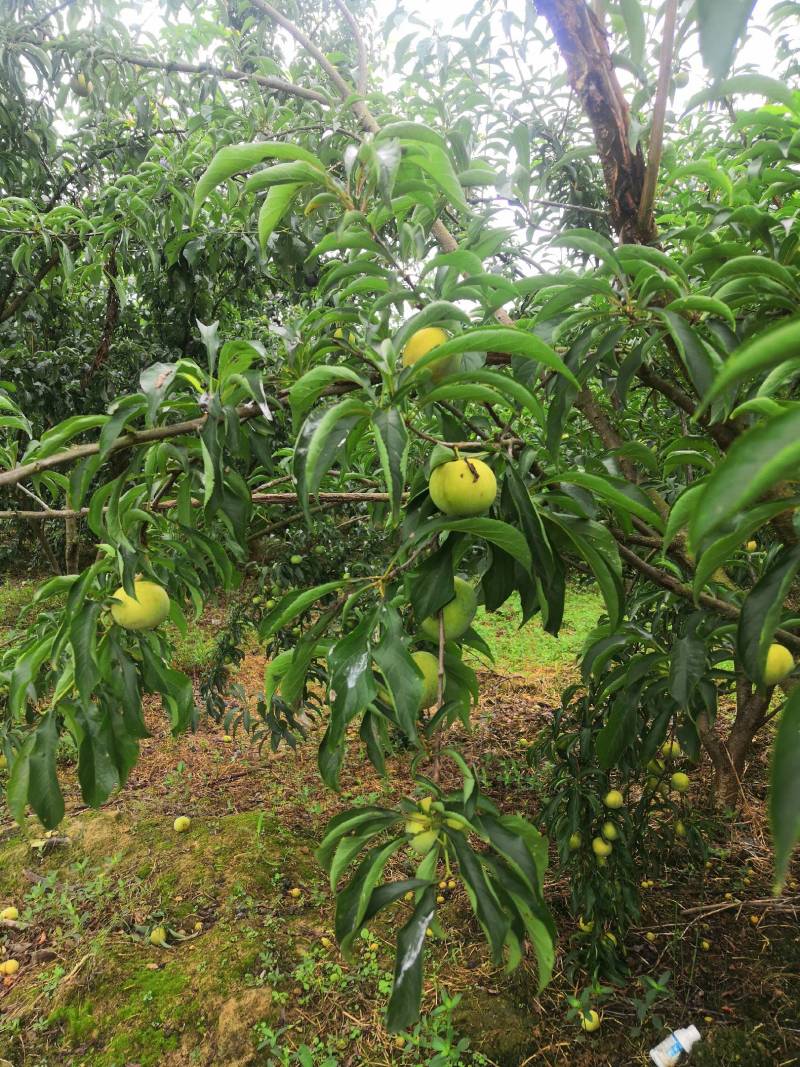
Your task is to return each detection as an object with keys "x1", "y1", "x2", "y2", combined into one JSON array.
[
  {"x1": 244, "y1": 162, "x2": 325, "y2": 193},
  {"x1": 596, "y1": 695, "x2": 636, "y2": 769},
  {"x1": 400, "y1": 327, "x2": 579, "y2": 389},
  {"x1": 424, "y1": 369, "x2": 544, "y2": 424},
  {"x1": 665, "y1": 295, "x2": 736, "y2": 329},
  {"x1": 405, "y1": 143, "x2": 469, "y2": 212},
  {"x1": 697, "y1": 0, "x2": 757, "y2": 81},
  {"x1": 335, "y1": 839, "x2": 405, "y2": 957},
  {"x1": 257, "y1": 183, "x2": 301, "y2": 251},
  {"x1": 689, "y1": 408, "x2": 800, "y2": 547},
  {"x1": 620, "y1": 0, "x2": 645, "y2": 68},
  {"x1": 372, "y1": 605, "x2": 421, "y2": 740},
  {"x1": 446, "y1": 829, "x2": 509, "y2": 962},
  {"x1": 669, "y1": 634, "x2": 707, "y2": 706},
  {"x1": 408, "y1": 517, "x2": 531, "y2": 571},
  {"x1": 709, "y1": 256, "x2": 798, "y2": 297},
  {"x1": 386, "y1": 886, "x2": 436, "y2": 1032},
  {"x1": 259, "y1": 581, "x2": 343, "y2": 639},
  {"x1": 698, "y1": 318, "x2": 800, "y2": 410},
  {"x1": 372, "y1": 408, "x2": 408, "y2": 522},
  {"x1": 27, "y1": 713, "x2": 64, "y2": 829},
  {"x1": 770, "y1": 686, "x2": 800, "y2": 889},
  {"x1": 737, "y1": 547, "x2": 800, "y2": 683},
  {"x1": 70, "y1": 601, "x2": 101, "y2": 707},
  {"x1": 288, "y1": 365, "x2": 366, "y2": 429},
  {"x1": 293, "y1": 400, "x2": 370, "y2": 519},
  {"x1": 554, "y1": 471, "x2": 666, "y2": 532},
  {"x1": 193, "y1": 141, "x2": 325, "y2": 217},
  {"x1": 376, "y1": 121, "x2": 448, "y2": 152},
  {"x1": 685, "y1": 74, "x2": 799, "y2": 115},
  {"x1": 139, "y1": 362, "x2": 177, "y2": 425}
]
